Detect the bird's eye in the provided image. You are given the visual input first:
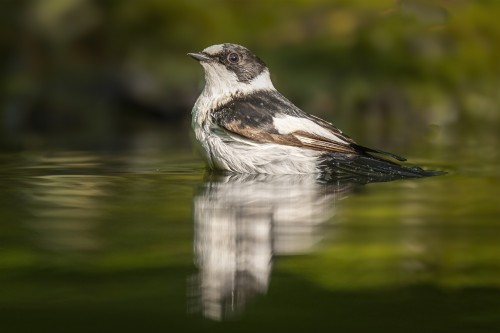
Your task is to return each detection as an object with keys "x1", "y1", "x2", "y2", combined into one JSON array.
[{"x1": 227, "y1": 52, "x2": 240, "y2": 63}]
